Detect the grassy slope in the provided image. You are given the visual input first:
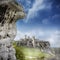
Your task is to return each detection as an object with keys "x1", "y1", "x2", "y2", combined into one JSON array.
[
  {"x1": 13, "y1": 43, "x2": 52, "y2": 60},
  {"x1": 14, "y1": 46, "x2": 51, "y2": 60}
]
